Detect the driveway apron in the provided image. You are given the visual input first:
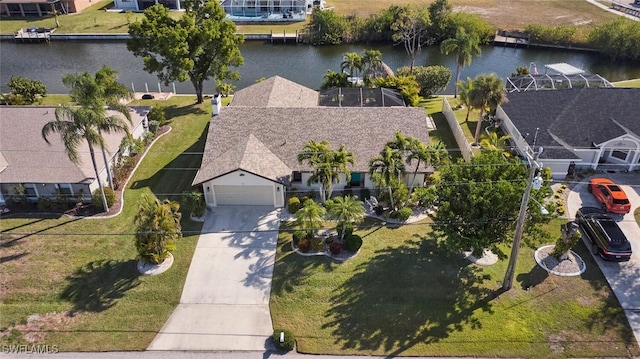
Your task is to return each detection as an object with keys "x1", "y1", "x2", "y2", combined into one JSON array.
[
  {"x1": 566, "y1": 173, "x2": 640, "y2": 345},
  {"x1": 148, "y1": 206, "x2": 281, "y2": 351}
]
